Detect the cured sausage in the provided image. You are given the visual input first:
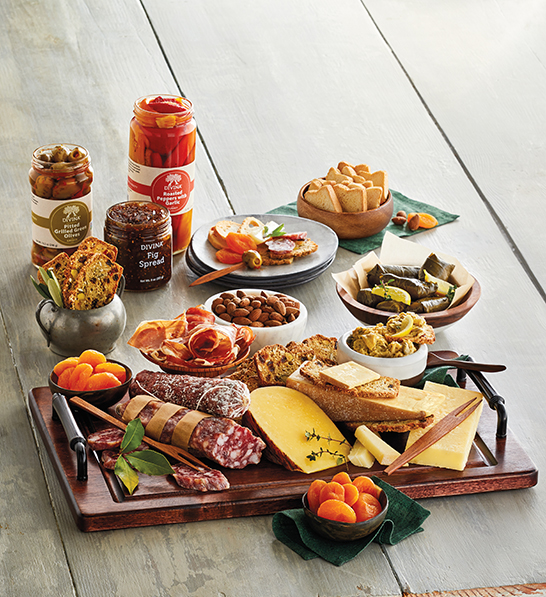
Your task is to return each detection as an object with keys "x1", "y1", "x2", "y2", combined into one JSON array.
[
  {"x1": 171, "y1": 463, "x2": 230, "y2": 492},
  {"x1": 116, "y1": 395, "x2": 265, "y2": 469},
  {"x1": 265, "y1": 238, "x2": 296, "y2": 256},
  {"x1": 87, "y1": 427, "x2": 125, "y2": 451},
  {"x1": 129, "y1": 370, "x2": 250, "y2": 418}
]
